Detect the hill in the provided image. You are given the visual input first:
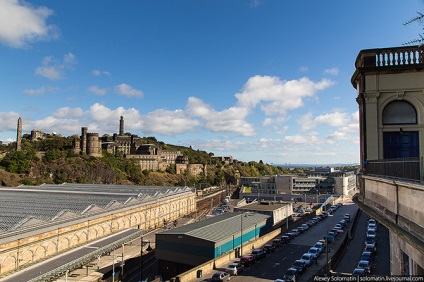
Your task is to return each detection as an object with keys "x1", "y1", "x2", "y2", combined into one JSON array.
[{"x1": 0, "y1": 135, "x2": 293, "y2": 187}]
